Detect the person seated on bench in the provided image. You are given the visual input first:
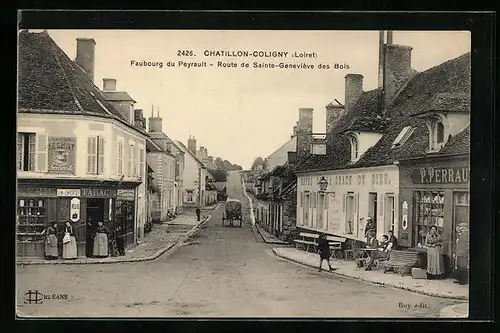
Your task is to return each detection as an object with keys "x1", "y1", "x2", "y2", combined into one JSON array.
[
  {"x1": 388, "y1": 230, "x2": 398, "y2": 250},
  {"x1": 366, "y1": 229, "x2": 378, "y2": 249},
  {"x1": 365, "y1": 234, "x2": 393, "y2": 271}
]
